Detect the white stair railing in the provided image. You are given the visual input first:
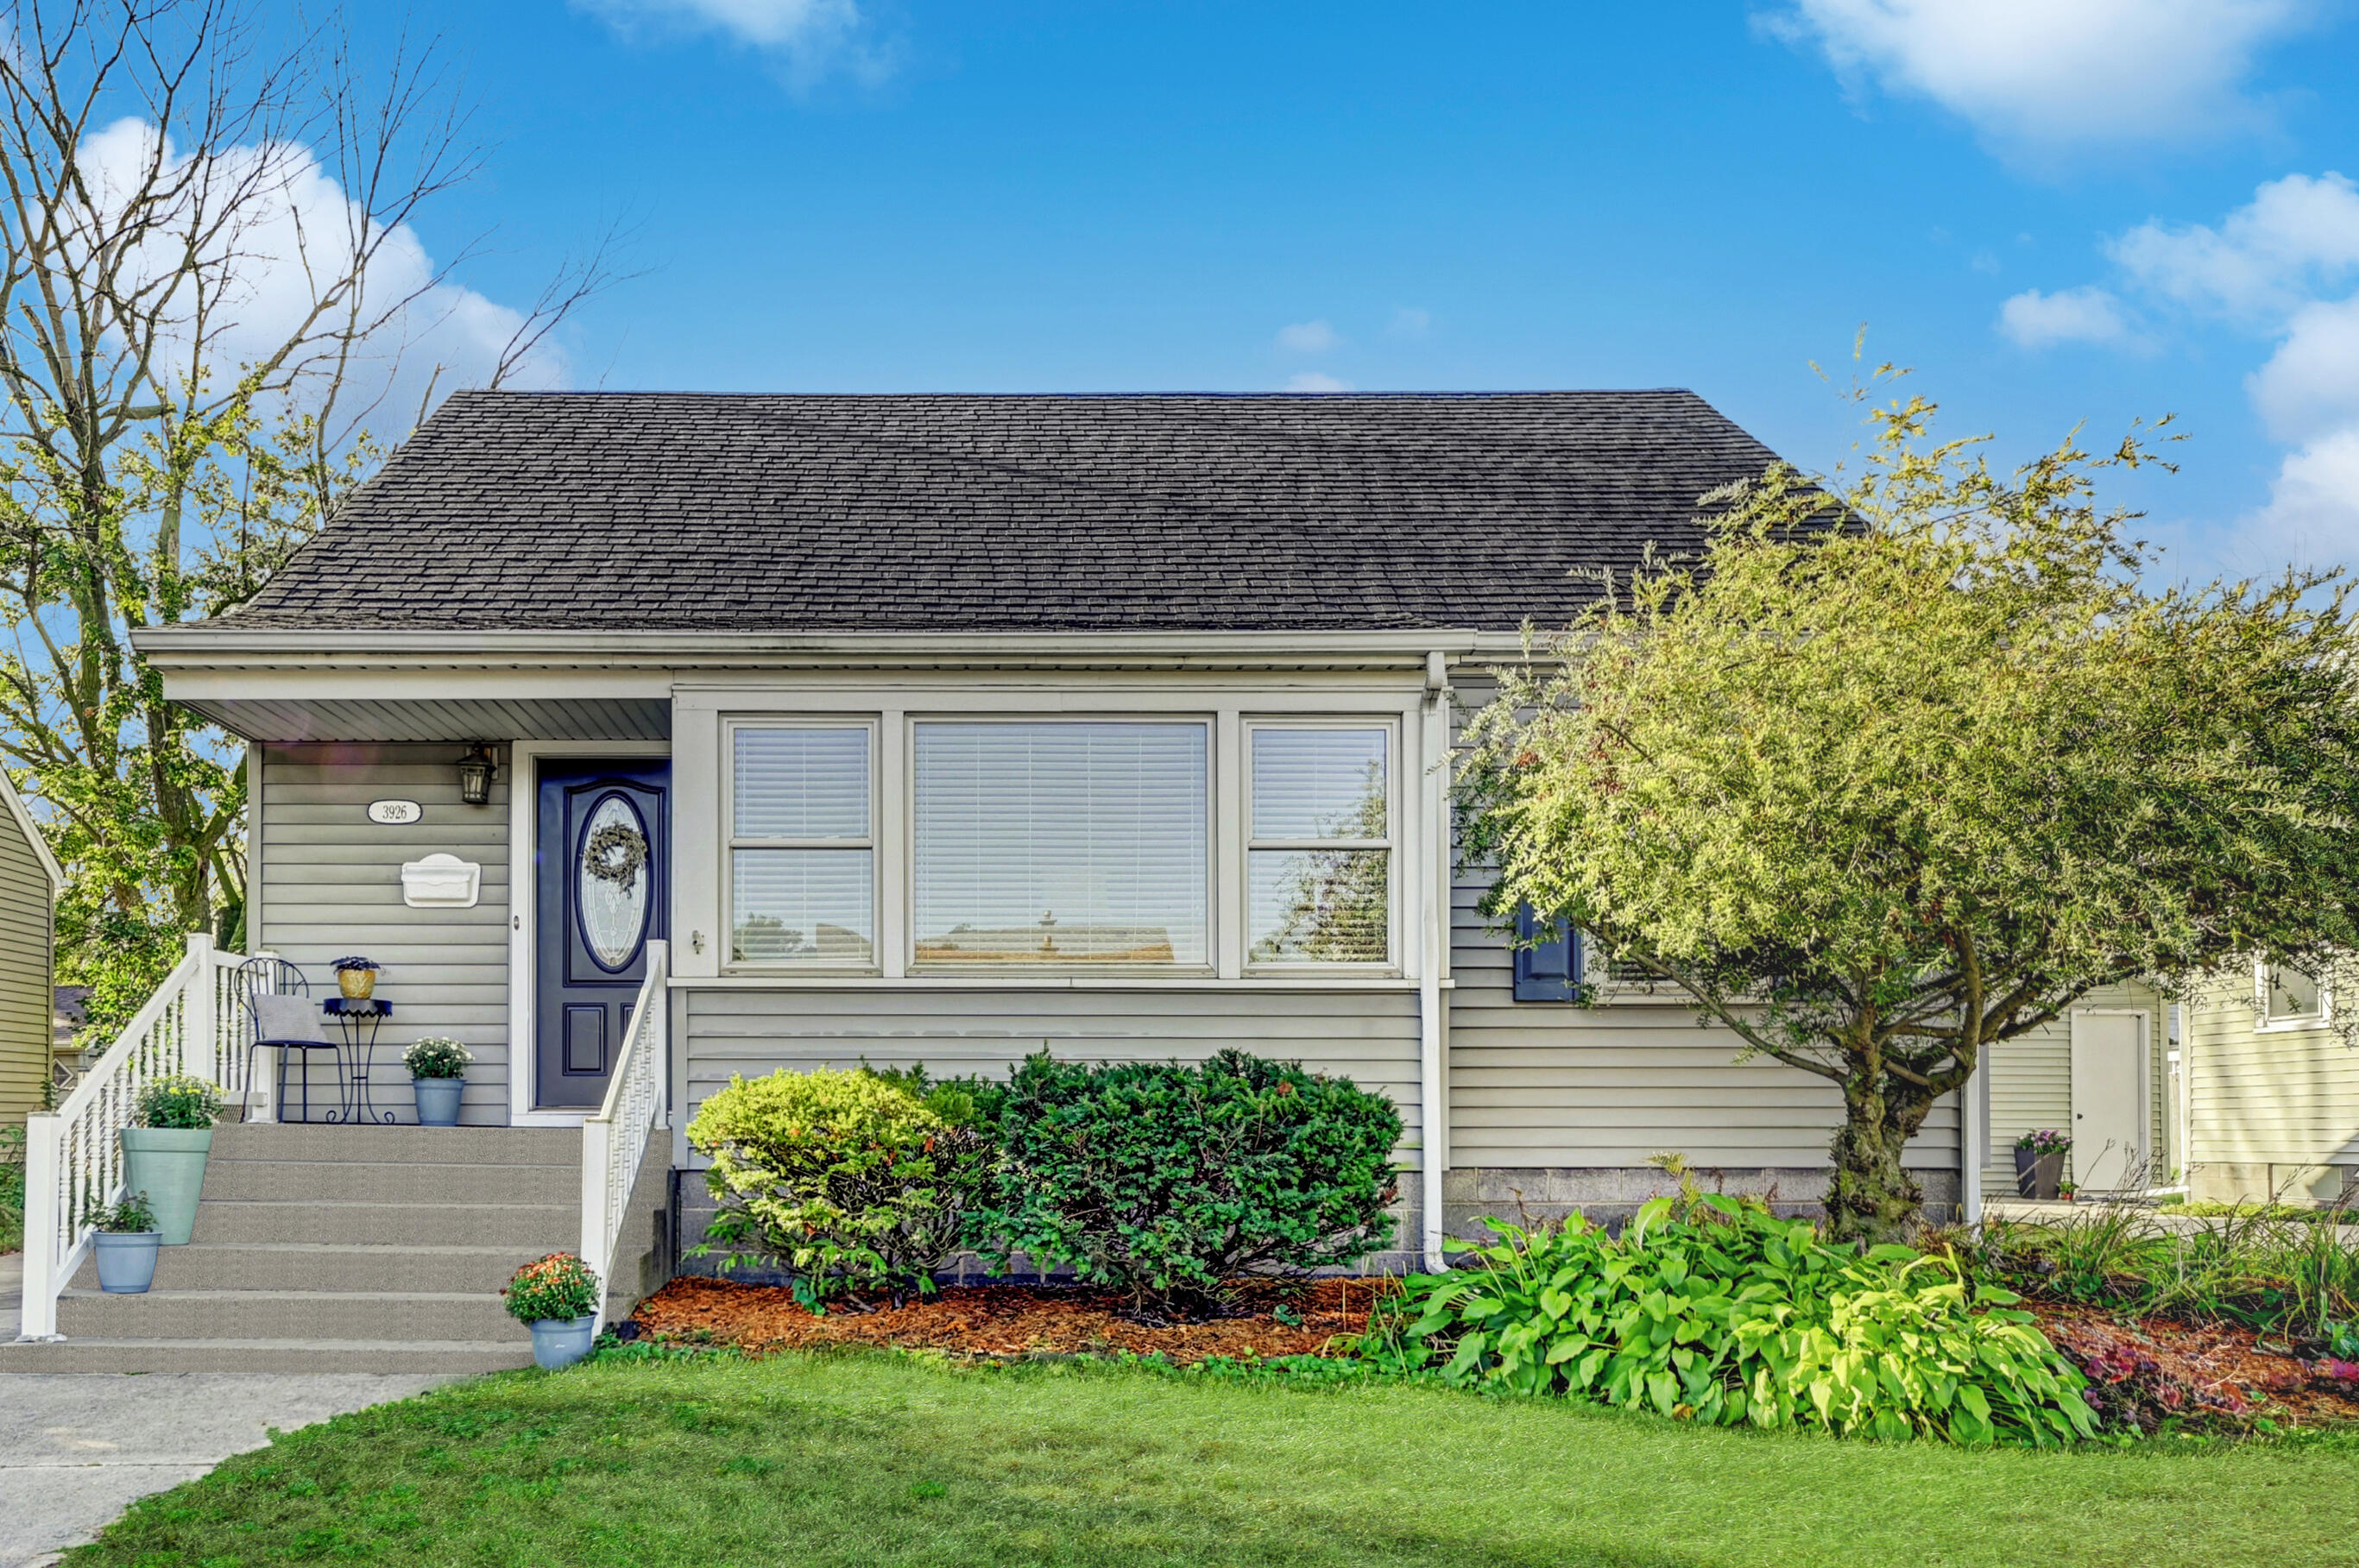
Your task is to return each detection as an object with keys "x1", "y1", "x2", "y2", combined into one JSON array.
[
  {"x1": 582, "y1": 939, "x2": 668, "y2": 1332},
  {"x1": 18, "y1": 934, "x2": 250, "y2": 1339}
]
